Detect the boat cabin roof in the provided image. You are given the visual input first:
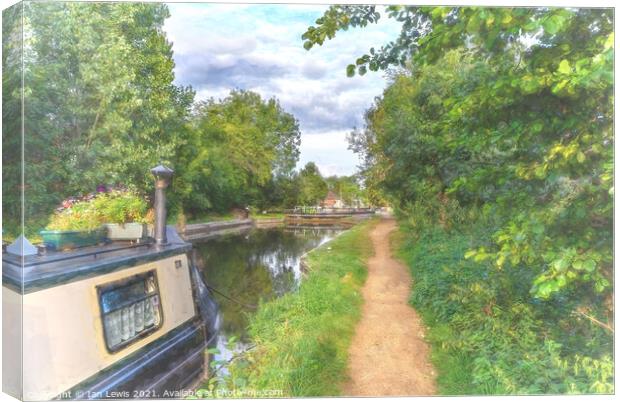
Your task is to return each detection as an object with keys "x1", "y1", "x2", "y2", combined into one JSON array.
[{"x1": 2, "y1": 226, "x2": 191, "y2": 294}]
